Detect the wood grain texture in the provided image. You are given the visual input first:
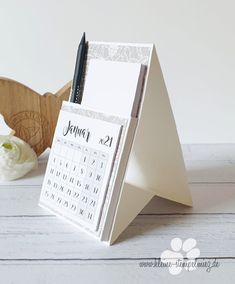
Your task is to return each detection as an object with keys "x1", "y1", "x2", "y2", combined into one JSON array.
[
  {"x1": 1, "y1": 144, "x2": 235, "y2": 283},
  {"x1": 1, "y1": 260, "x2": 234, "y2": 284},
  {"x1": 1, "y1": 214, "x2": 235, "y2": 259},
  {"x1": 0, "y1": 77, "x2": 71, "y2": 155}
]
